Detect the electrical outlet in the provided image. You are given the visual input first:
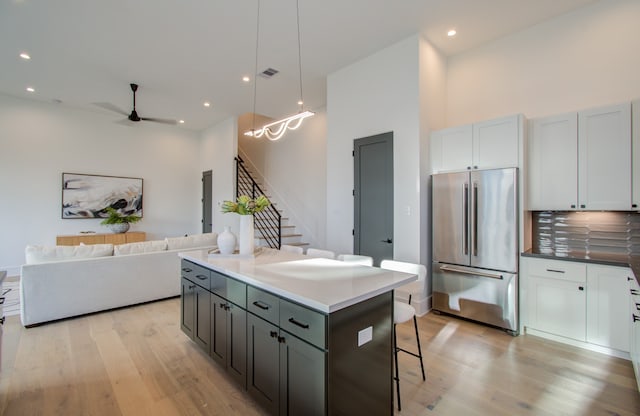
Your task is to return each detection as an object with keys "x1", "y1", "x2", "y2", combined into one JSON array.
[{"x1": 358, "y1": 326, "x2": 373, "y2": 347}]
